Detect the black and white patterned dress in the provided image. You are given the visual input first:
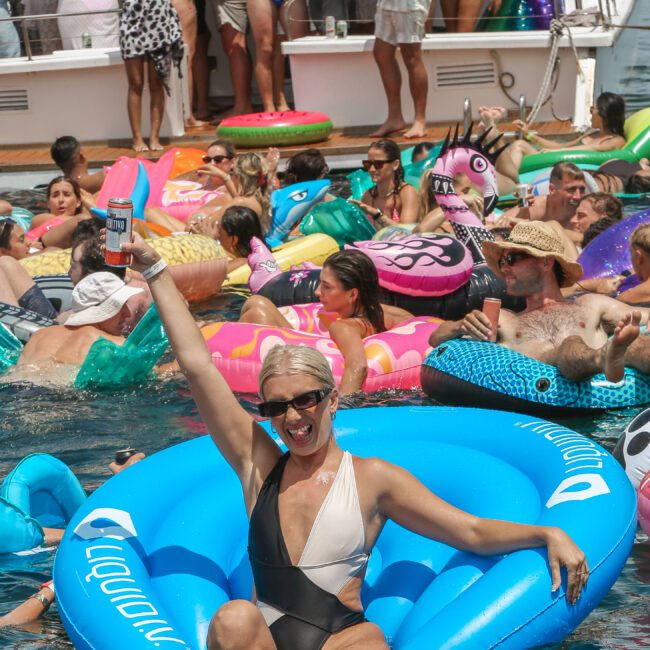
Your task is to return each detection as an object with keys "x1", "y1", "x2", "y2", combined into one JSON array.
[{"x1": 119, "y1": 0, "x2": 184, "y2": 84}]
